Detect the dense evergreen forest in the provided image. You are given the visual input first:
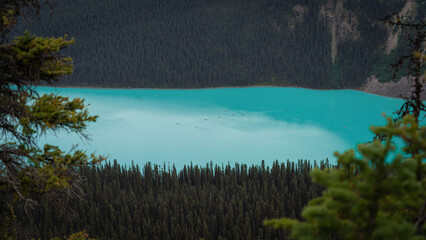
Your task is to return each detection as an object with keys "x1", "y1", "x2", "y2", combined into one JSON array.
[
  {"x1": 15, "y1": 0, "x2": 424, "y2": 88},
  {"x1": 10, "y1": 159, "x2": 332, "y2": 239},
  {"x1": 2, "y1": 0, "x2": 425, "y2": 239}
]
